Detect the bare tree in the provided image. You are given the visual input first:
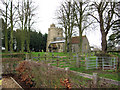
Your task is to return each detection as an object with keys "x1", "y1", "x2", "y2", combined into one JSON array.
[
  {"x1": 0, "y1": 0, "x2": 10, "y2": 52},
  {"x1": 74, "y1": 0, "x2": 93, "y2": 54},
  {"x1": 17, "y1": 0, "x2": 36, "y2": 52},
  {"x1": 57, "y1": 4, "x2": 68, "y2": 53},
  {"x1": 26, "y1": 0, "x2": 36, "y2": 52},
  {"x1": 57, "y1": 0, "x2": 76, "y2": 54},
  {"x1": 17, "y1": 0, "x2": 24, "y2": 52},
  {"x1": 0, "y1": 0, "x2": 17, "y2": 52},
  {"x1": 9, "y1": 0, "x2": 14, "y2": 52},
  {"x1": 89, "y1": 1, "x2": 118, "y2": 53}
]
